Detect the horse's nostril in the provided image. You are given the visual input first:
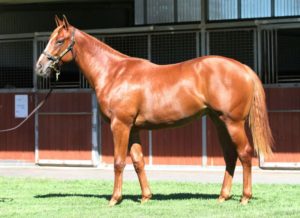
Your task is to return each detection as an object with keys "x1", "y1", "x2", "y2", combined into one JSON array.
[
  {"x1": 35, "y1": 63, "x2": 43, "y2": 74},
  {"x1": 36, "y1": 63, "x2": 42, "y2": 71}
]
